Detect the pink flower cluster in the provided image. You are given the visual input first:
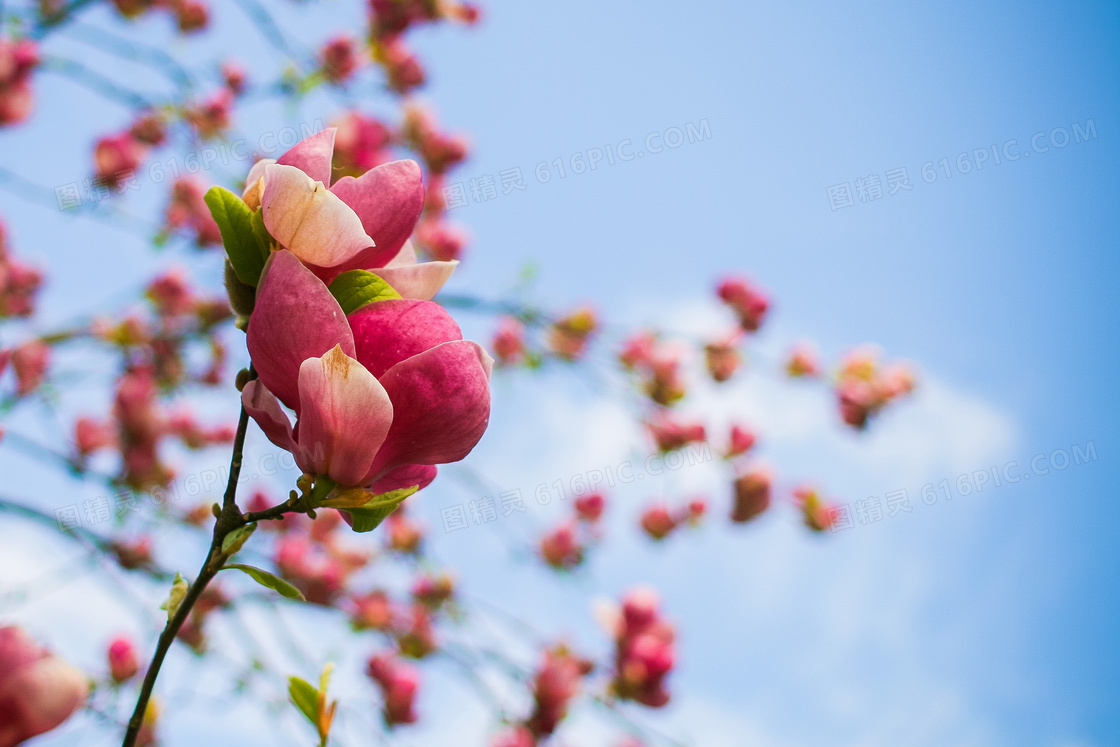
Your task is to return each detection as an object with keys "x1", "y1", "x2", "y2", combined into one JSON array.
[
  {"x1": 539, "y1": 492, "x2": 608, "y2": 570},
  {"x1": 608, "y1": 588, "x2": 675, "y2": 708},
  {"x1": 162, "y1": 177, "x2": 222, "y2": 247},
  {"x1": 620, "y1": 332, "x2": 688, "y2": 405},
  {"x1": 834, "y1": 346, "x2": 915, "y2": 429},
  {"x1": 792, "y1": 485, "x2": 841, "y2": 532},
  {"x1": 93, "y1": 111, "x2": 167, "y2": 188}
]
